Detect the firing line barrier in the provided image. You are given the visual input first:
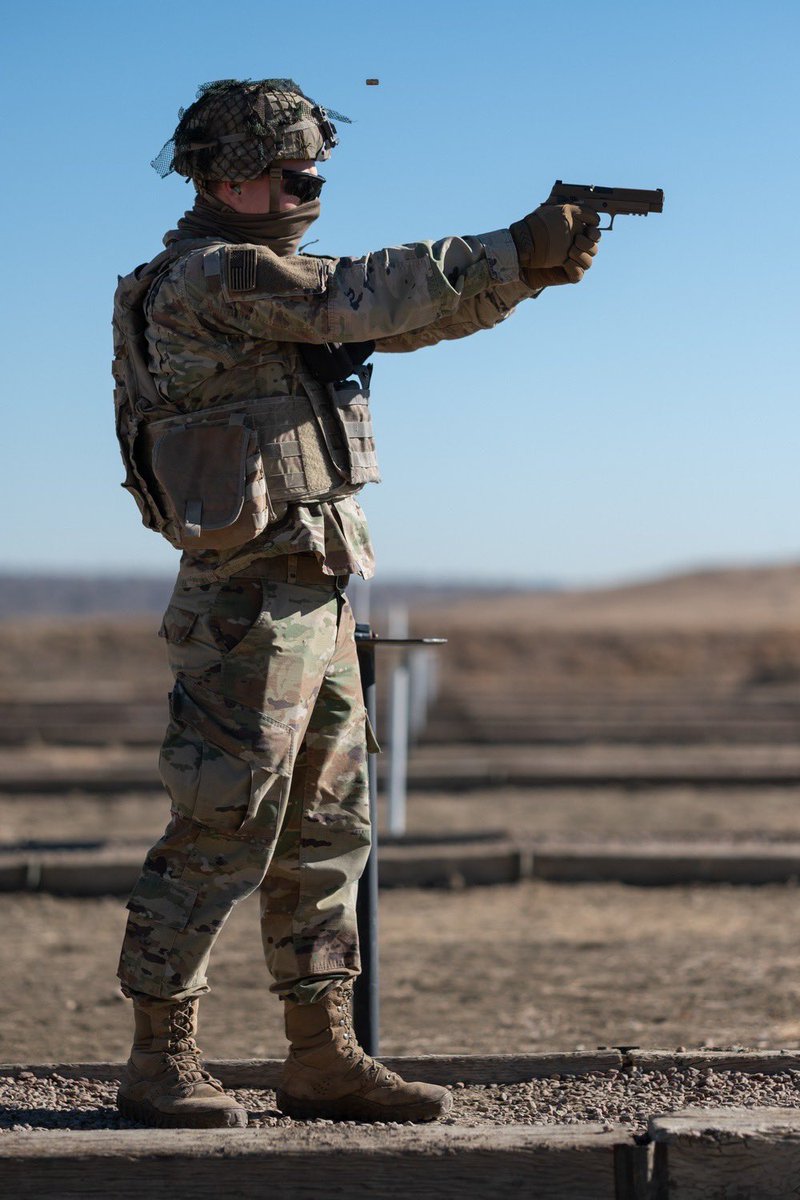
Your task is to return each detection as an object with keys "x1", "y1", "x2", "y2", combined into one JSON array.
[{"x1": 5, "y1": 1053, "x2": 800, "y2": 1198}]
